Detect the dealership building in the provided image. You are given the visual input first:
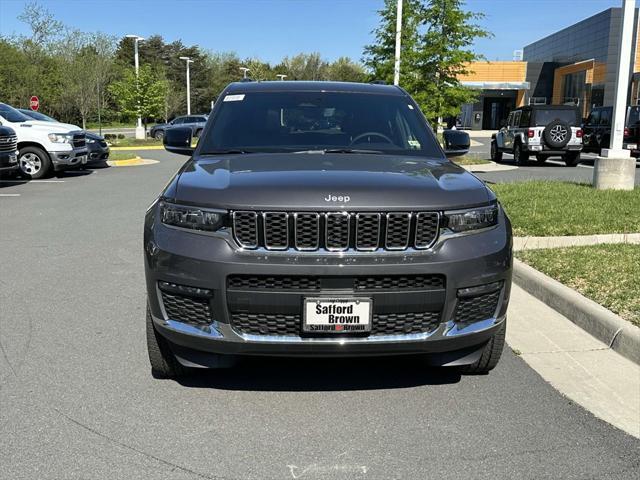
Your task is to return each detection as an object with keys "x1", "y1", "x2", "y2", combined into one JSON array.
[{"x1": 458, "y1": 7, "x2": 640, "y2": 130}]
